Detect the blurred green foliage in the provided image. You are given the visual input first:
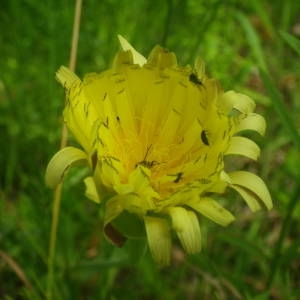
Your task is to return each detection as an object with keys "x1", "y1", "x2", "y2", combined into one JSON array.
[{"x1": 0, "y1": 0, "x2": 300, "y2": 299}]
